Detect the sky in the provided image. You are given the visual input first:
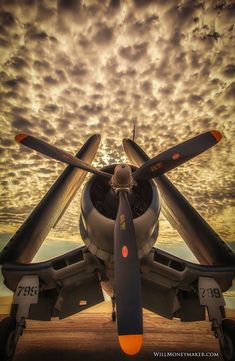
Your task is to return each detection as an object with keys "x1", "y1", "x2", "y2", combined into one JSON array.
[{"x1": 0, "y1": 0, "x2": 235, "y2": 256}]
